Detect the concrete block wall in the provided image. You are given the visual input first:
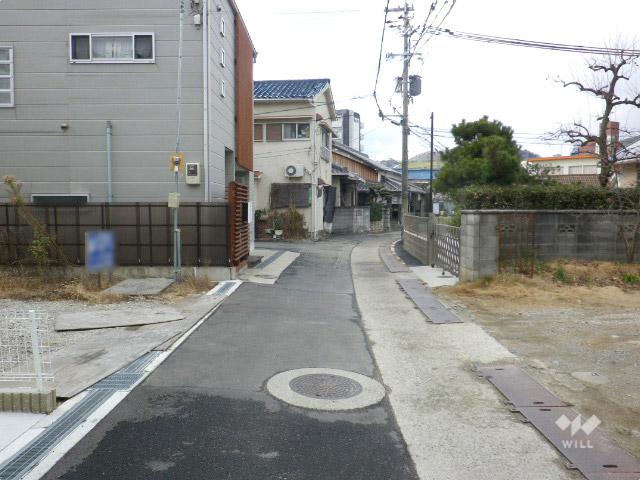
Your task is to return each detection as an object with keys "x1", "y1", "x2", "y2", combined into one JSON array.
[
  {"x1": 331, "y1": 208, "x2": 371, "y2": 234},
  {"x1": 402, "y1": 215, "x2": 433, "y2": 265},
  {"x1": 460, "y1": 213, "x2": 499, "y2": 281},
  {"x1": 459, "y1": 210, "x2": 640, "y2": 282}
]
